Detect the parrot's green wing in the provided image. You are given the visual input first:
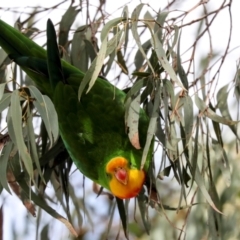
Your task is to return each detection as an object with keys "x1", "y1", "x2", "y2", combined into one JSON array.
[{"x1": 0, "y1": 19, "x2": 153, "y2": 198}]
